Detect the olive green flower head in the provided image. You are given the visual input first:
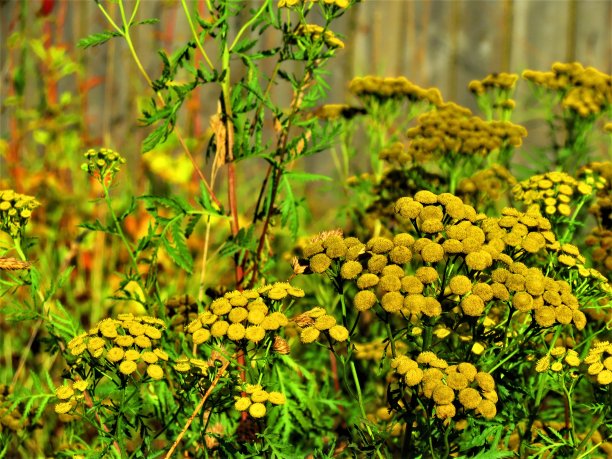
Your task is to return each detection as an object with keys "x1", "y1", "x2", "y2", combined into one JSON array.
[
  {"x1": 81, "y1": 148, "x2": 126, "y2": 183},
  {"x1": 405, "y1": 103, "x2": 526, "y2": 163},
  {"x1": 0, "y1": 190, "x2": 40, "y2": 239},
  {"x1": 349, "y1": 76, "x2": 443, "y2": 105},
  {"x1": 523, "y1": 62, "x2": 611, "y2": 118}
]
